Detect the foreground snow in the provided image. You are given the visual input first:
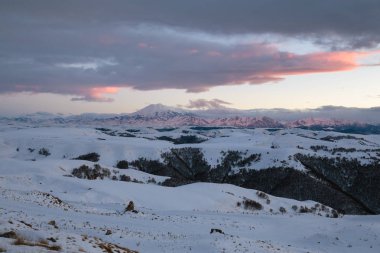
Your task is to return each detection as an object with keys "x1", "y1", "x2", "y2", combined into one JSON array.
[{"x1": 1, "y1": 126, "x2": 380, "y2": 252}]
